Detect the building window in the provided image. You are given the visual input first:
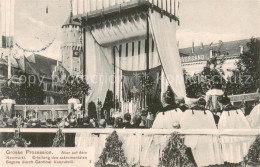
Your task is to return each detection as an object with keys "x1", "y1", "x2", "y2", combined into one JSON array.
[
  {"x1": 43, "y1": 83, "x2": 47, "y2": 91},
  {"x1": 47, "y1": 84, "x2": 52, "y2": 91}
]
